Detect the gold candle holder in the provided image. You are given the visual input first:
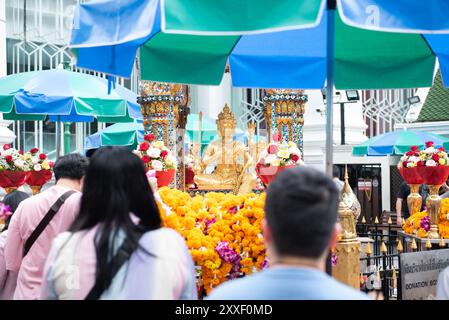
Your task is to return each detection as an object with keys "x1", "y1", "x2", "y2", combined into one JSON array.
[
  {"x1": 426, "y1": 185, "x2": 441, "y2": 239},
  {"x1": 31, "y1": 186, "x2": 42, "y2": 195},
  {"x1": 3, "y1": 187, "x2": 17, "y2": 194},
  {"x1": 407, "y1": 184, "x2": 422, "y2": 217}
]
